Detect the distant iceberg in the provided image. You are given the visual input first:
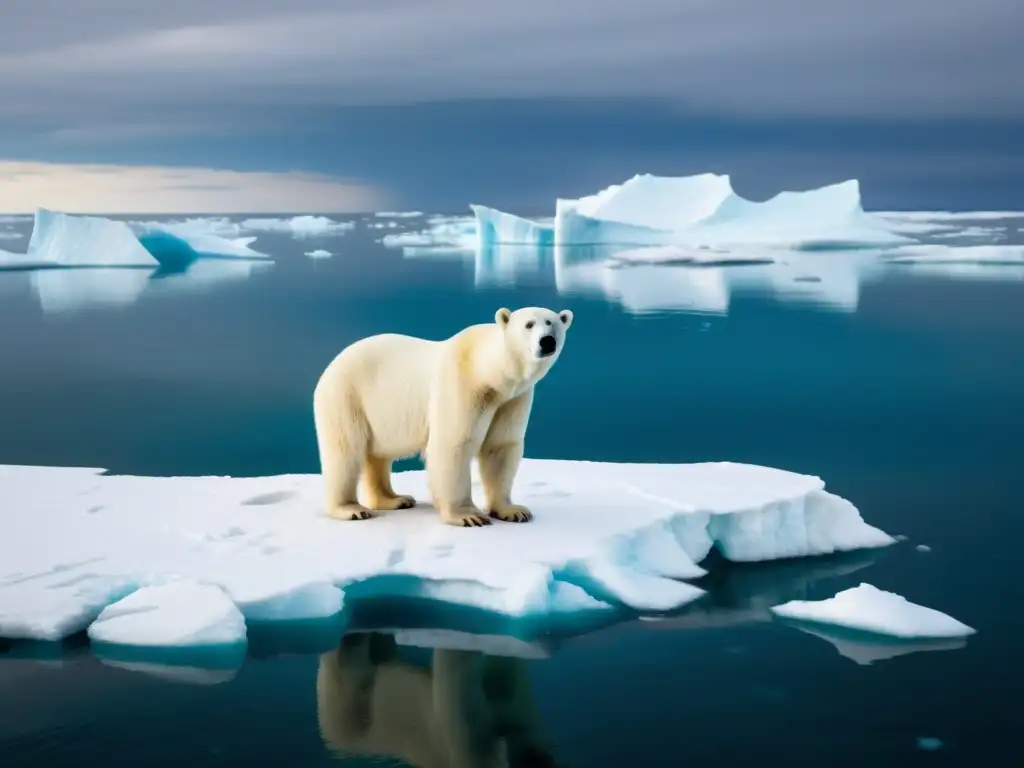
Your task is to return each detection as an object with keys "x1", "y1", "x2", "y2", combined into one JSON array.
[
  {"x1": 0, "y1": 209, "x2": 273, "y2": 272},
  {"x1": 239, "y1": 215, "x2": 354, "y2": 236},
  {"x1": 471, "y1": 174, "x2": 909, "y2": 250}
]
